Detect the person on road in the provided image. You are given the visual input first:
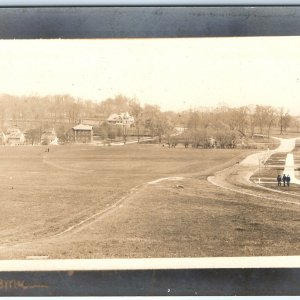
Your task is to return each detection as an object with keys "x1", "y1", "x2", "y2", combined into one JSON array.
[
  {"x1": 277, "y1": 174, "x2": 282, "y2": 186},
  {"x1": 286, "y1": 174, "x2": 291, "y2": 187},
  {"x1": 282, "y1": 174, "x2": 287, "y2": 186}
]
